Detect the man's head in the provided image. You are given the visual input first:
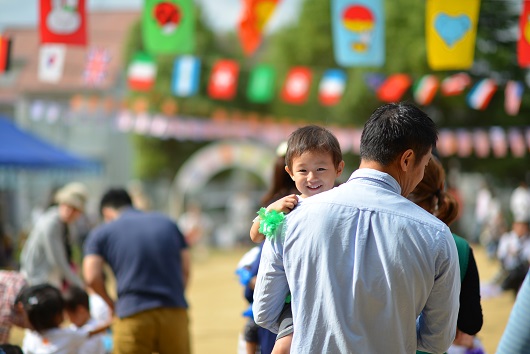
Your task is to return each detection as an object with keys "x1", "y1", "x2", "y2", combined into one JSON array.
[
  {"x1": 99, "y1": 188, "x2": 133, "y2": 222},
  {"x1": 285, "y1": 125, "x2": 344, "y2": 198},
  {"x1": 55, "y1": 182, "x2": 88, "y2": 224},
  {"x1": 513, "y1": 220, "x2": 530, "y2": 238},
  {"x1": 359, "y1": 103, "x2": 438, "y2": 196},
  {"x1": 63, "y1": 286, "x2": 90, "y2": 327}
]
